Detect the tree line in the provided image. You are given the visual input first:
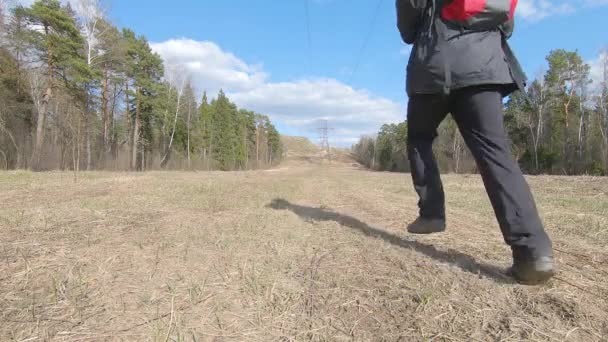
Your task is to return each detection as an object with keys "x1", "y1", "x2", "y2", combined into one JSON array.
[
  {"x1": 0, "y1": 0, "x2": 282, "y2": 171},
  {"x1": 353, "y1": 49, "x2": 608, "y2": 176}
]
